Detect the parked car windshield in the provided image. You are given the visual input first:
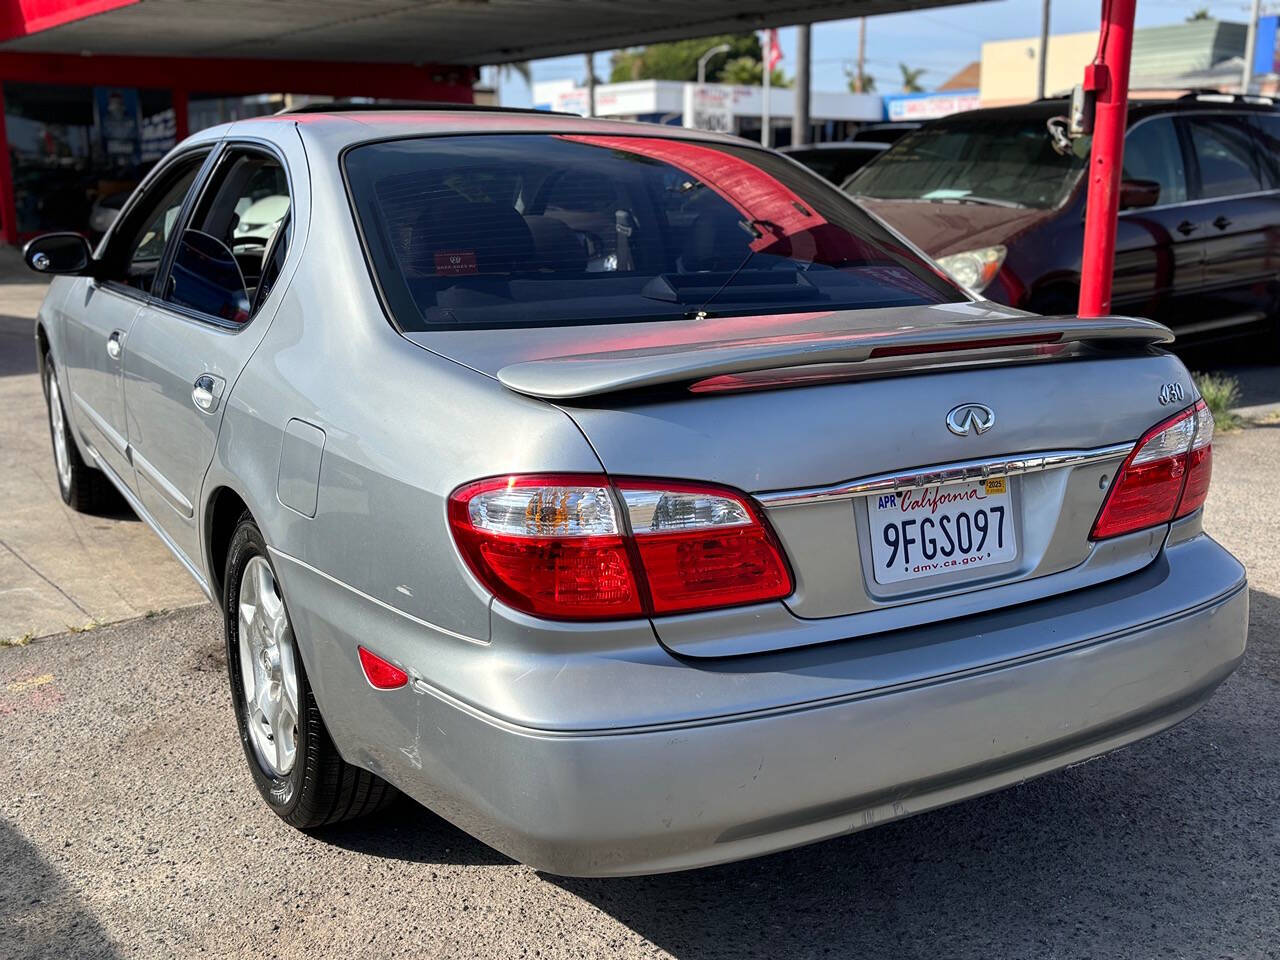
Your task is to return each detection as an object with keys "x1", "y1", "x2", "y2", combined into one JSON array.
[
  {"x1": 846, "y1": 115, "x2": 1086, "y2": 209},
  {"x1": 344, "y1": 133, "x2": 962, "y2": 330}
]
